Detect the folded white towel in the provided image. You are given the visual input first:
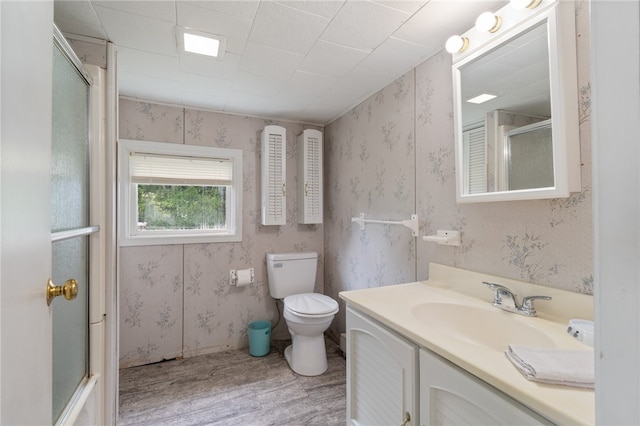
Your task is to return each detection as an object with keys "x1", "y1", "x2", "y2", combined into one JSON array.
[{"x1": 505, "y1": 344, "x2": 594, "y2": 389}]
